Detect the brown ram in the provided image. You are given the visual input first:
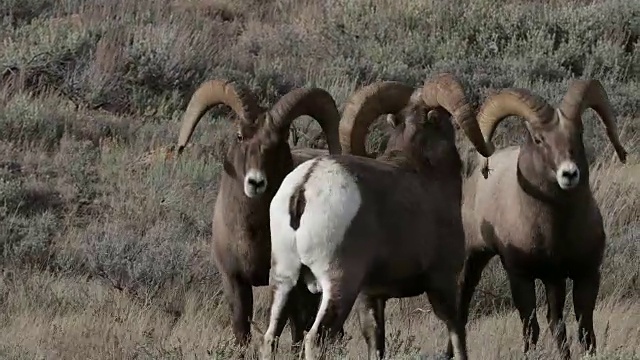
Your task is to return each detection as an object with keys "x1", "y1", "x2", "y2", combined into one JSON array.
[
  {"x1": 260, "y1": 73, "x2": 494, "y2": 360},
  {"x1": 458, "y1": 80, "x2": 628, "y2": 359},
  {"x1": 175, "y1": 79, "x2": 342, "y2": 352}
]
